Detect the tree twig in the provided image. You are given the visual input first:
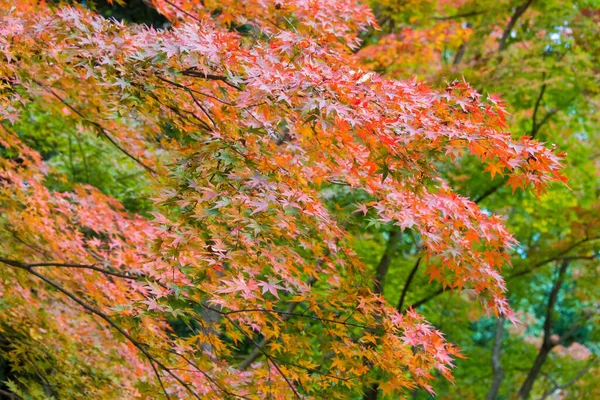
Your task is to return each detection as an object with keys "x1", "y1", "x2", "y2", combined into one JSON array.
[{"x1": 539, "y1": 359, "x2": 598, "y2": 400}]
